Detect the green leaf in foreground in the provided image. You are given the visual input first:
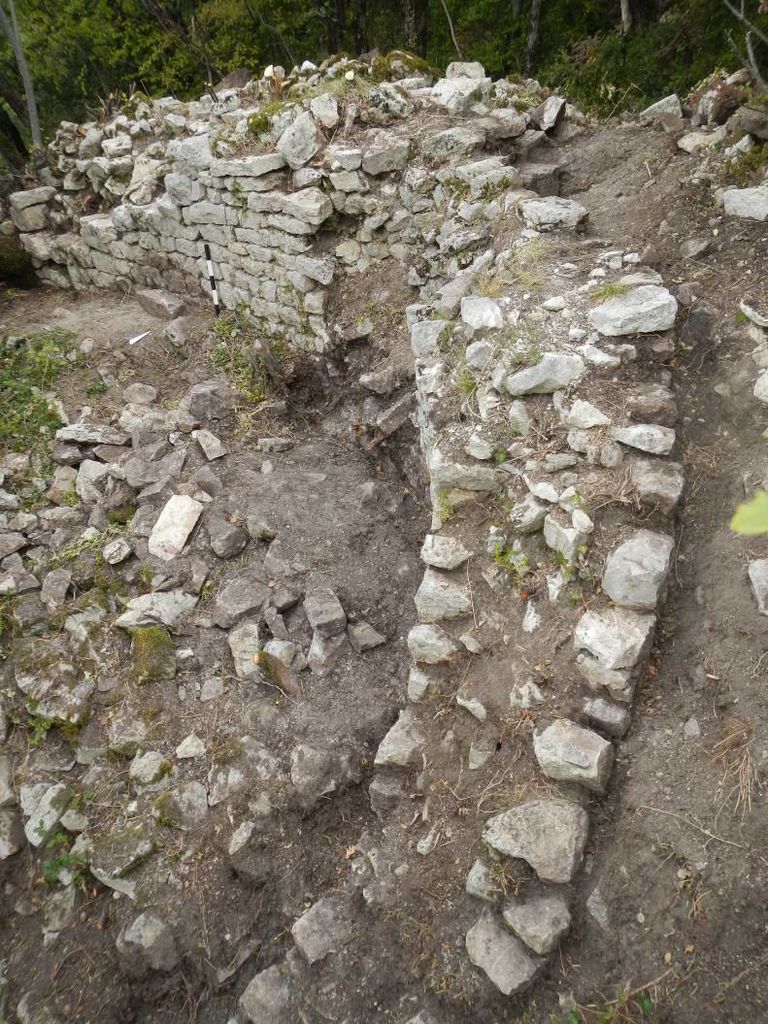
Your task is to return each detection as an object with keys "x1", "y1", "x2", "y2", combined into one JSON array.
[{"x1": 731, "y1": 490, "x2": 768, "y2": 536}]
